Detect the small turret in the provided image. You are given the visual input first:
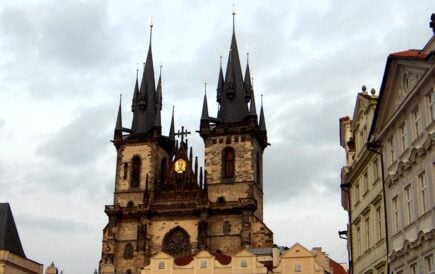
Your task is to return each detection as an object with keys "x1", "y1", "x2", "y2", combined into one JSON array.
[{"x1": 114, "y1": 94, "x2": 123, "y2": 140}]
